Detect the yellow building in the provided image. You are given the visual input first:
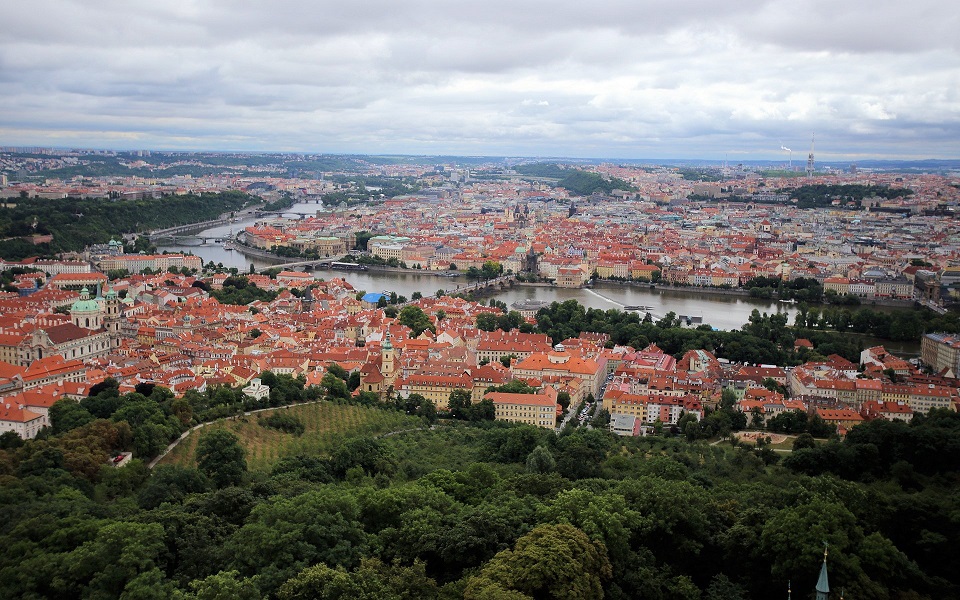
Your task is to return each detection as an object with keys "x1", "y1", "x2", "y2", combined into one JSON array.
[
  {"x1": 823, "y1": 276, "x2": 850, "y2": 295},
  {"x1": 396, "y1": 373, "x2": 472, "y2": 409},
  {"x1": 630, "y1": 264, "x2": 660, "y2": 281},
  {"x1": 485, "y1": 387, "x2": 558, "y2": 429},
  {"x1": 555, "y1": 267, "x2": 587, "y2": 288},
  {"x1": 603, "y1": 390, "x2": 647, "y2": 420}
]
